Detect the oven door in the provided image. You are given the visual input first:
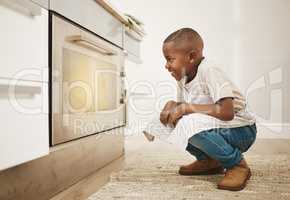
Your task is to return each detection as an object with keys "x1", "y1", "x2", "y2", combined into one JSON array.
[{"x1": 51, "y1": 14, "x2": 126, "y2": 145}]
